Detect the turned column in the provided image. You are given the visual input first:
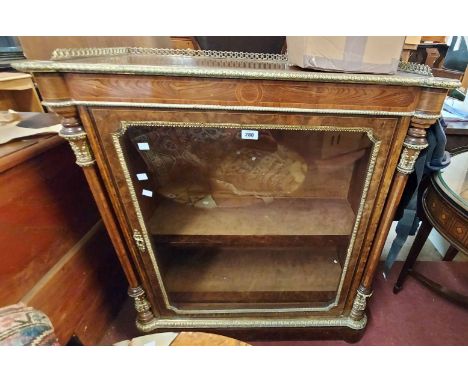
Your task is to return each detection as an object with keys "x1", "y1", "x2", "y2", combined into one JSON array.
[
  {"x1": 349, "y1": 90, "x2": 443, "y2": 321},
  {"x1": 52, "y1": 105, "x2": 156, "y2": 328}
]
